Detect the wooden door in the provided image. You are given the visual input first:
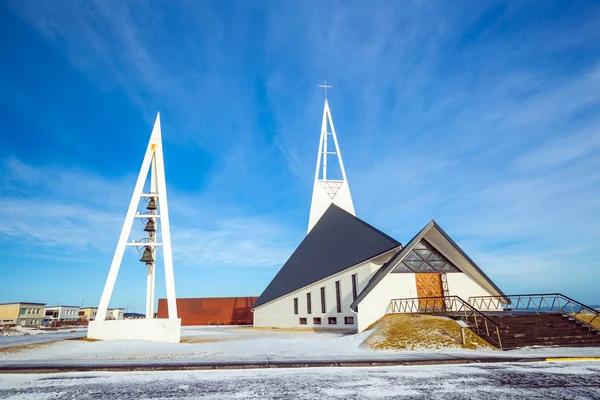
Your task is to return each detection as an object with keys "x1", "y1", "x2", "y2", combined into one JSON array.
[{"x1": 416, "y1": 273, "x2": 444, "y2": 310}]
